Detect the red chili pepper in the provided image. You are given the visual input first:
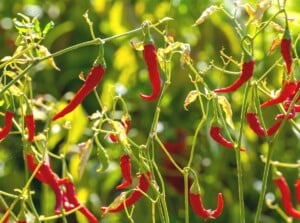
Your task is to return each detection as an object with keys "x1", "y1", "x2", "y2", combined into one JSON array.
[
  {"x1": 246, "y1": 112, "x2": 265, "y2": 137},
  {"x1": 261, "y1": 81, "x2": 297, "y2": 108},
  {"x1": 189, "y1": 182, "x2": 224, "y2": 220},
  {"x1": 63, "y1": 180, "x2": 98, "y2": 223},
  {"x1": 18, "y1": 220, "x2": 27, "y2": 223},
  {"x1": 281, "y1": 35, "x2": 292, "y2": 74},
  {"x1": 139, "y1": 44, "x2": 161, "y2": 101},
  {"x1": 0, "y1": 111, "x2": 14, "y2": 140},
  {"x1": 246, "y1": 112, "x2": 282, "y2": 137},
  {"x1": 39, "y1": 162, "x2": 63, "y2": 214},
  {"x1": 116, "y1": 154, "x2": 132, "y2": 190},
  {"x1": 209, "y1": 126, "x2": 245, "y2": 151},
  {"x1": 101, "y1": 172, "x2": 151, "y2": 214},
  {"x1": 26, "y1": 153, "x2": 63, "y2": 214},
  {"x1": 52, "y1": 65, "x2": 105, "y2": 121},
  {"x1": 295, "y1": 177, "x2": 300, "y2": 205},
  {"x1": 274, "y1": 176, "x2": 300, "y2": 219},
  {"x1": 214, "y1": 59, "x2": 254, "y2": 93},
  {"x1": 26, "y1": 153, "x2": 48, "y2": 183},
  {"x1": 25, "y1": 114, "x2": 36, "y2": 142},
  {"x1": 266, "y1": 121, "x2": 282, "y2": 136}
]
